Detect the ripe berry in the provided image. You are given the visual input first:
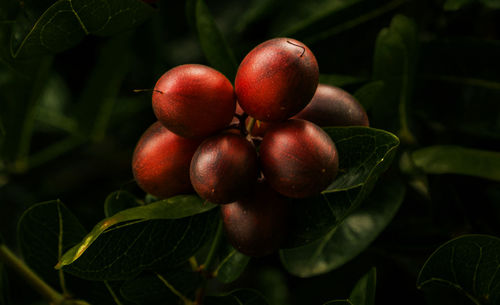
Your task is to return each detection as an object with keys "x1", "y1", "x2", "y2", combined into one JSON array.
[
  {"x1": 132, "y1": 122, "x2": 202, "y2": 199},
  {"x1": 152, "y1": 64, "x2": 236, "y2": 138},
  {"x1": 220, "y1": 181, "x2": 289, "y2": 257},
  {"x1": 235, "y1": 38, "x2": 319, "y2": 122},
  {"x1": 190, "y1": 133, "x2": 259, "y2": 204},
  {"x1": 259, "y1": 119, "x2": 339, "y2": 198},
  {"x1": 295, "y1": 84, "x2": 369, "y2": 127}
]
